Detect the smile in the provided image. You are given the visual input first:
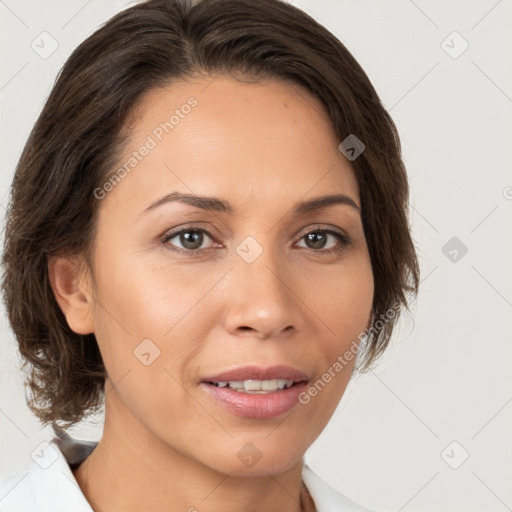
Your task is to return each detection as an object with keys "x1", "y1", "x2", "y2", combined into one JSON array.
[
  {"x1": 208, "y1": 379, "x2": 295, "y2": 393},
  {"x1": 201, "y1": 365, "x2": 310, "y2": 418}
]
